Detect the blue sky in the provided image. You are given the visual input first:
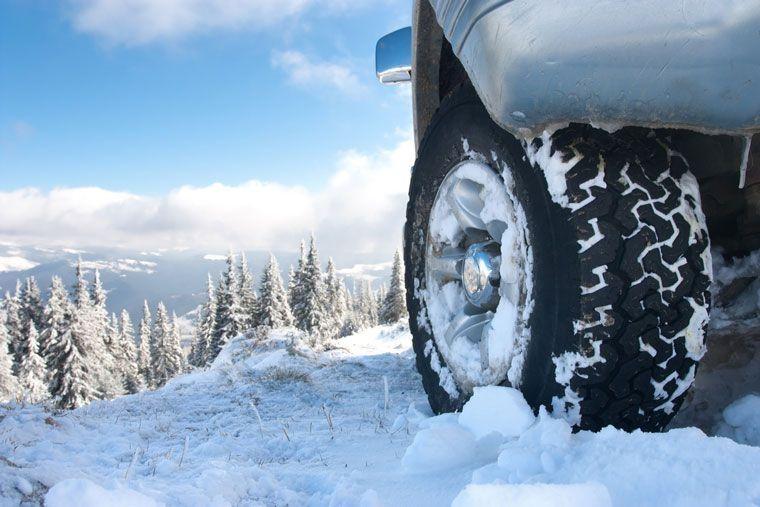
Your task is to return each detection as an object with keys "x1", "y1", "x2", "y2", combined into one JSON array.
[
  {"x1": 0, "y1": 0, "x2": 412, "y2": 194},
  {"x1": 0, "y1": 0, "x2": 414, "y2": 261}
]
